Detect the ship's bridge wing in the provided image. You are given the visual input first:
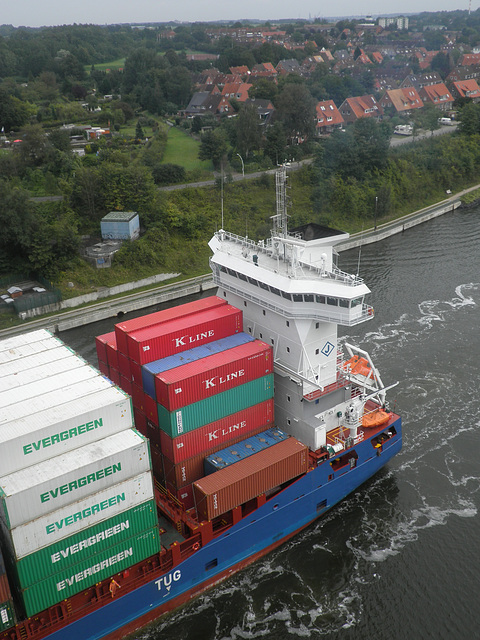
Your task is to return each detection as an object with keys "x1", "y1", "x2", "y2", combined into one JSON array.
[{"x1": 209, "y1": 232, "x2": 372, "y2": 327}]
